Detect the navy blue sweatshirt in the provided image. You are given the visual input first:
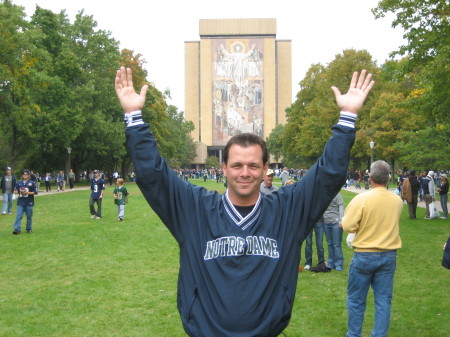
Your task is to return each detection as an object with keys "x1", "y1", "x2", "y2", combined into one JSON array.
[{"x1": 125, "y1": 114, "x2": 355, "y2": 337}]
